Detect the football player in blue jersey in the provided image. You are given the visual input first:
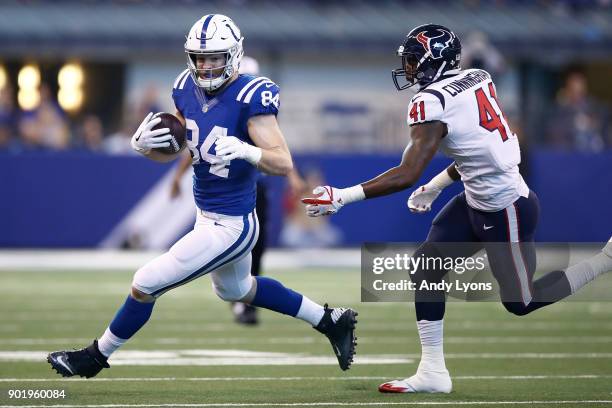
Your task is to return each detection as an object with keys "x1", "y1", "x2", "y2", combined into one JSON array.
[
  {"x1": 47, "y1": 14, "x2": 357, "y2": 378},
  {"x1": 170, "y1": 55, "x2": 307, "y2": 326}
]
